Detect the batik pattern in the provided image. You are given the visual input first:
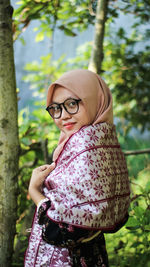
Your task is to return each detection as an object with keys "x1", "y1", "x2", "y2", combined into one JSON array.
[
  {"x1": 44, "y1": 122, "x2": 130, "y2": 230},
  {"x1": 25, "y1": 122, "x2": 130, "y2": 266}
]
